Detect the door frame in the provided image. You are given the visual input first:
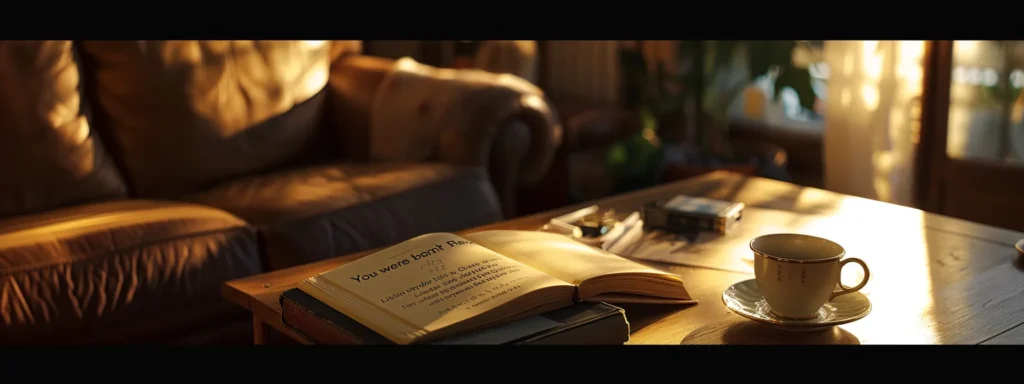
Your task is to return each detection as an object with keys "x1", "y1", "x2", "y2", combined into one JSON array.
[{"x1": 916, "y1": 40, "x2": 1024, "y2": 231}]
